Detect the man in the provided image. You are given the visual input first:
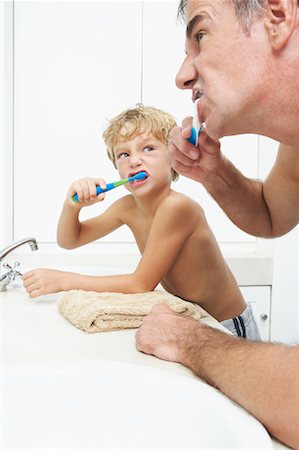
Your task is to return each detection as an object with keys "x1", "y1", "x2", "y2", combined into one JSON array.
[{"x1": 135, "y1": 1, "x2": 299, "y2": 448}]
